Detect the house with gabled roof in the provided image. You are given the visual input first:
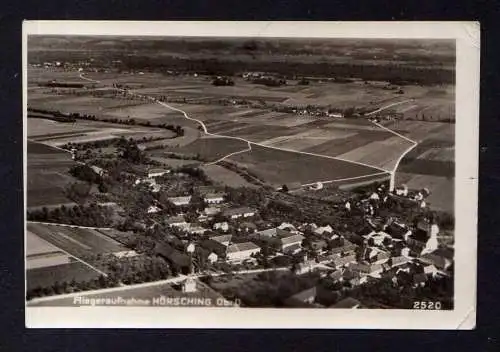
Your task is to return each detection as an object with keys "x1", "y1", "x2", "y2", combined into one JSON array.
[
  {"x1": 168, "y1": 196, "x2": 192, "y2": 207},
  {"x1": 210, "y1": 234, "x2": 232, "y2": 246},
  {"x1": 148, "y1": 168, "x2": 170, "y2": 178},
  {"x1": 255, "y1": 227, "x2": 290, "y2": 238},
  {"x1": 278, "y1": 233, "x2": 305, "y2": 253},
  {"x1": 166, "y1": 215, "x2": 188, "y2": 228},
  {"x1": 314, "y1": 225, "x2": 334, "y2": 236},
  {"x1": 203, "y1": 192, "x2": 225, "y2": 204},
  {"x1": 226, "y1": 242, "x2": 260, "y2": 263},
  {"x1": 385, "y1": 222, "x2": 411, "y2": 240},
  {"x1": 332, "y1": 254, "x2": 357, "y2": 269},
  {"x1": 223, "y1": 207, "x2": 257, "y2": 219}
]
